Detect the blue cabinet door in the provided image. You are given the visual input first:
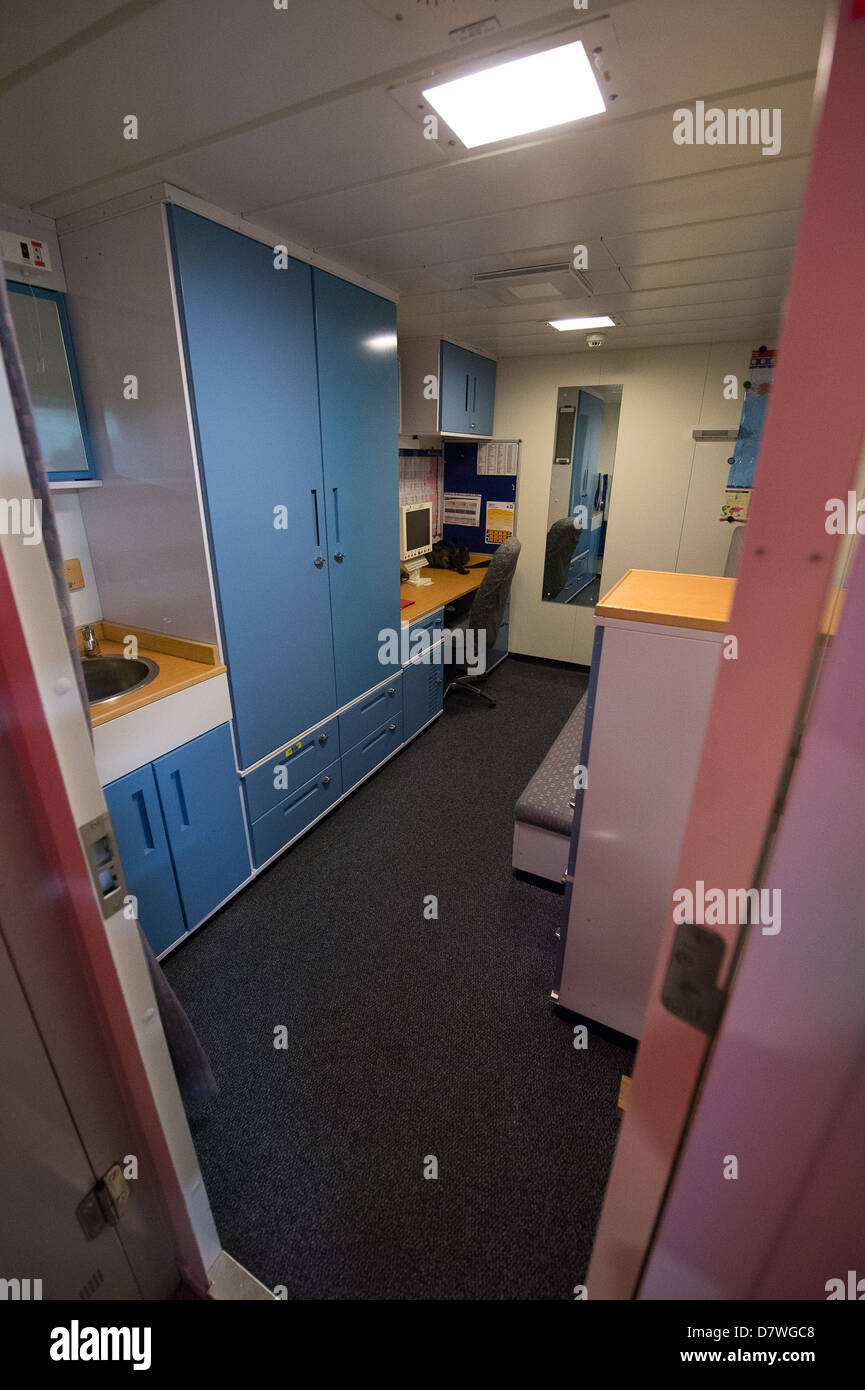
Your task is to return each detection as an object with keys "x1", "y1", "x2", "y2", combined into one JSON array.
[
  {"x1": 470, "y1": 351, "x2": 496, "y2": 436},
  {"x1": 439, "y1": 340, "x2": 475, "y2": 433},
  {"x1": 153, "y1": 723, "x2": 250, "y2": 929},
  {"x1": 312, "y1": 269, "x2": 399, "y2": 708},
  {"x1": 104, "y1": 764, "x2": 187, "y2": 956},
  {"x1": 440, "y1": 341, "x2": 496, "y2": 435},
  {"x1": 169, "y1": 206, "x2": 337, "y2": 769}
]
